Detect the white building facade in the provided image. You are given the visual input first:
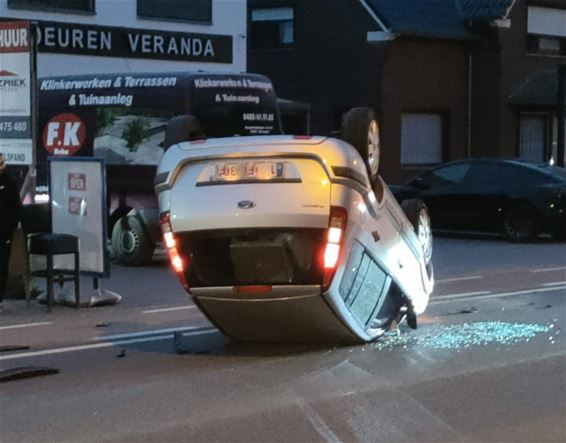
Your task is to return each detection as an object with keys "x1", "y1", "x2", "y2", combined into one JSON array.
[{"x1": 0, "y1": 0, "x2": 247, "y2": 76}]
